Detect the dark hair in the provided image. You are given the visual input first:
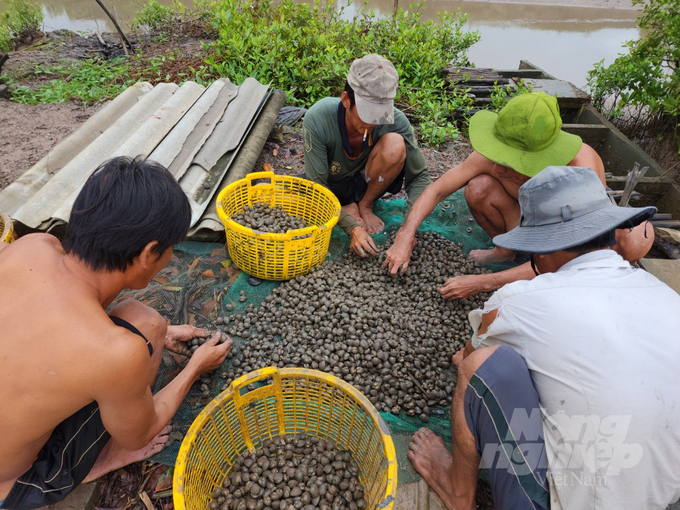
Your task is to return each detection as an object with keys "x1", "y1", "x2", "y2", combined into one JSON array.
[
  {"x1": 565, "y1": 229, "x2": 616, "y2": 254},
  {"x1": 344, "y1": 80, "x2": 356, "y2": 108},
  {"x1": 63, "y1": 156, "x2": 191, "y2": 272}
]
